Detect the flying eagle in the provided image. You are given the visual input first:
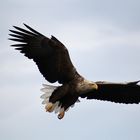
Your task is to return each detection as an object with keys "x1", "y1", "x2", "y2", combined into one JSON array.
[{"x1": 9, "y1": 24, "x2": 140, "y2": 119}]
